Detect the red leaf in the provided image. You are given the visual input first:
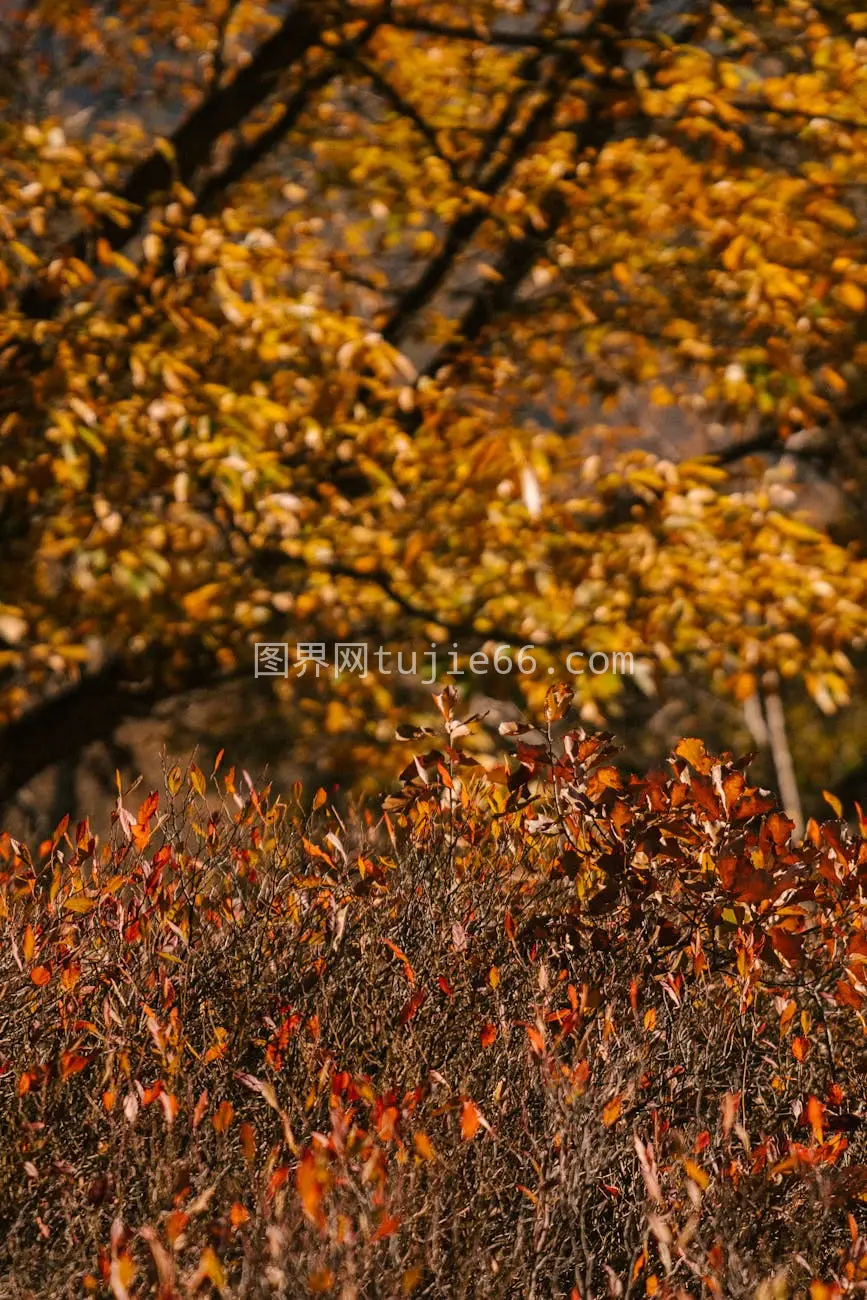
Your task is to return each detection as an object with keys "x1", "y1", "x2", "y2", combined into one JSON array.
[
  {"x1": 770, "y1": 926, "x2": 804, "y2": 968},
  {"x1": 398, "y1": 988, "x2": 427, "y2": 1026}
]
